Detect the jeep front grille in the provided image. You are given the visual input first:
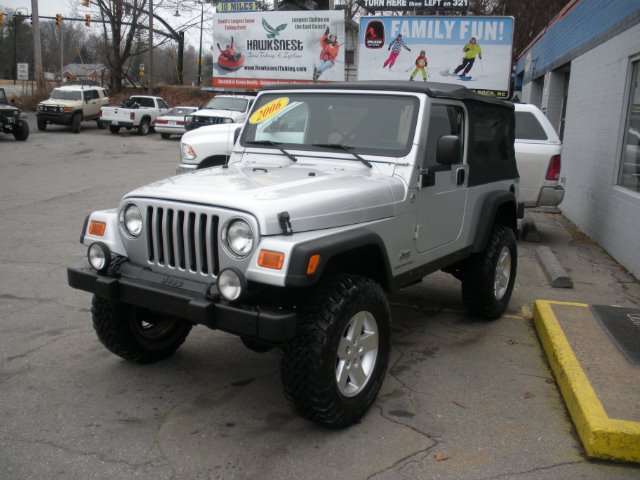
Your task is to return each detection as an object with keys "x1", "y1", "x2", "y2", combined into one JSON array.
[{"x1": 145, "y1": 206, "x2": 220, "y2": 276}]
